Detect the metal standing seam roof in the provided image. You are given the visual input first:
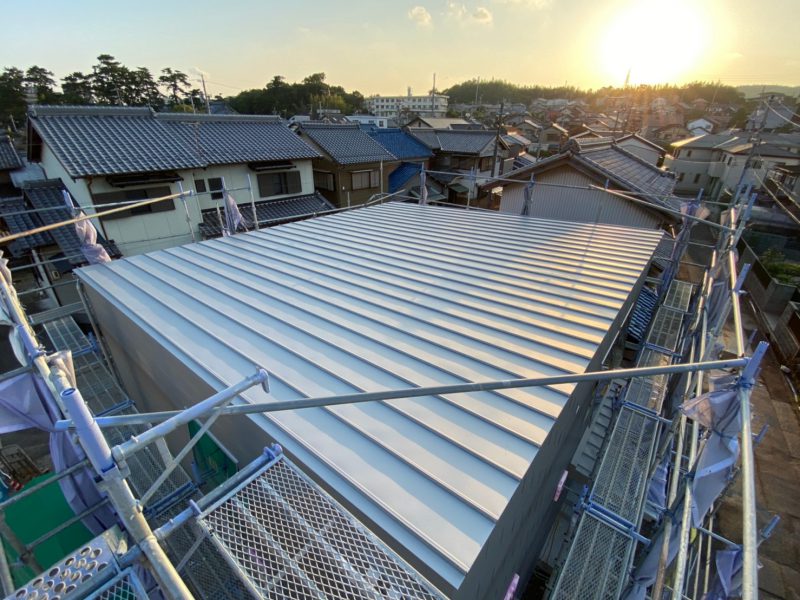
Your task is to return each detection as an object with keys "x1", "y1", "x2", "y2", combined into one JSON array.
[
  {"x1": 300, "y1": 124, "x2": 397, "y2": 165},
  {"x1": 27, "y1": 106, "x2": 320, "y2": 178},
  {"x1": 77, "y1": 203, "x2": 663, "y2": 592},
  {"x1": 0, "y1": 136, "x2": 22, "y2": 171}
]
